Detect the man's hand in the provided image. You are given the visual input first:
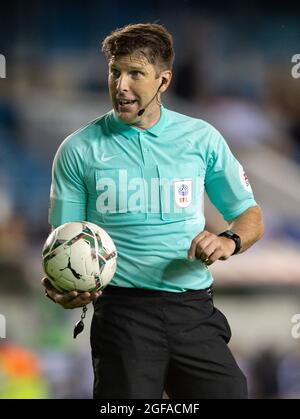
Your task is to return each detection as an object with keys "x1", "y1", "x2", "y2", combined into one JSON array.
[
  {"x1": 187, "y1": 230, "x2": 236, "y2": 266},
  {"x1": 41, "y1": 277, "x2": 102, "y2": 309}
]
